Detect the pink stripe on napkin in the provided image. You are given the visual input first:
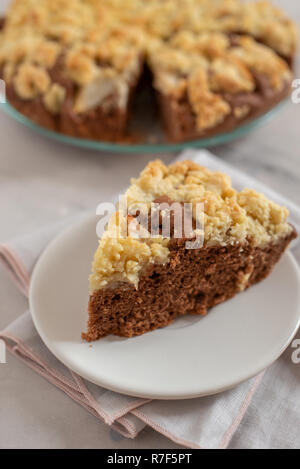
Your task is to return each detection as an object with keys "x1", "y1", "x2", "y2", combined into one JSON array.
[{"x1": 0, "y1": 244, "x2": 30, "y2": 296}]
